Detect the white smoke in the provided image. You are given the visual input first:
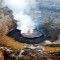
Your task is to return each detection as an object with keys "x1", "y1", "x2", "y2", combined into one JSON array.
[{"x1": 3, "y1": 0, "x2": 37, "y2": 34}]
